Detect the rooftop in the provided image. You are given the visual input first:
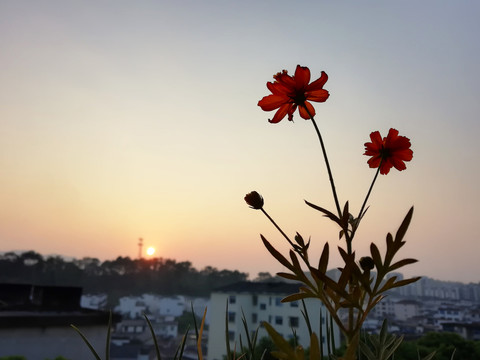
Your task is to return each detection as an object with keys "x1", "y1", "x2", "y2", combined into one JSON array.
[
  {"x1": 213, "y1": 281, "x2": 302, "y2": 295},
  {"x1": 0, "y1": 283, "x2": 117, "y2": 328}
]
